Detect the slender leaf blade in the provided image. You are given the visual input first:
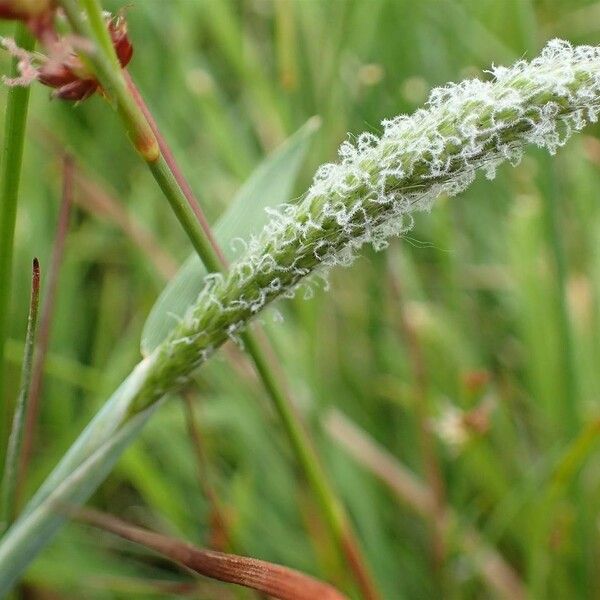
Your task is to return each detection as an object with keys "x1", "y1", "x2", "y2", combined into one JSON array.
[
  {"x1": 22, "y1": 356, "x2": 156, "y2": 518},
  {"x1": 1, "y1": 259, "x2": 41, "y2": 533},
  {"x1": 0, "y1": 400, "x2": 161, "y2": 596}
]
